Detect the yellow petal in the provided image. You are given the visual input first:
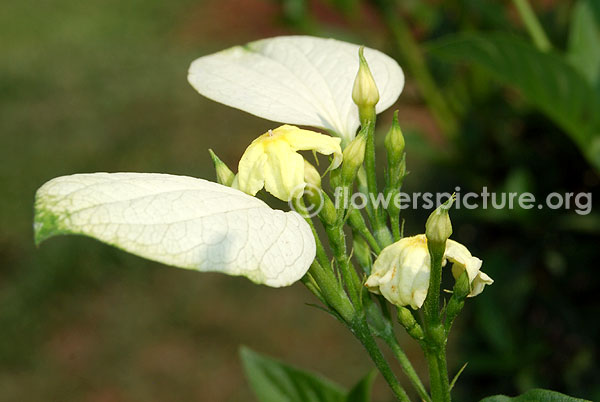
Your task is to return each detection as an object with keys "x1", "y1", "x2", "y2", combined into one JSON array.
[
  {"x1": 470, "y1": 271, "x2": 494, "y2": 297},
  {"x1": 445, "y1": 239, "x2": 482, "y2": 283},
  {"x1": 262, "y1": 139, "x2": 305, "y2": 201},
  {"x1": 445, "y1": 239, "x2": 492, "y2": 297},
  {"x1": 277, "y1": 125, "x2": 343, "y2": 169},
  {"x1": 237, "y1": 142, "x2": 267, "y2": 196},
  {"x1": 366, "y1": 234, "x2": 430, "y2": 309}
]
